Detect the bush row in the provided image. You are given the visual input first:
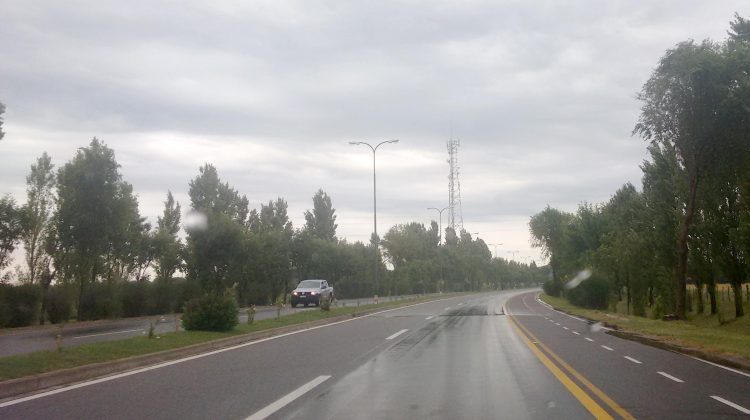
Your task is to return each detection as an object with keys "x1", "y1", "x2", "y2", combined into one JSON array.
[{"x1": 0, "y1": 278, "x2": 202, "y2": 327}]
